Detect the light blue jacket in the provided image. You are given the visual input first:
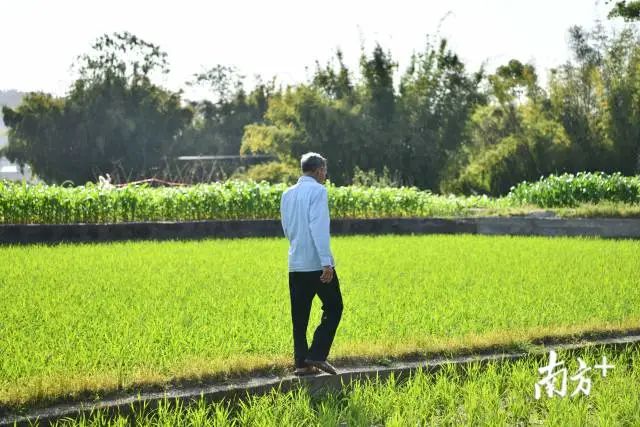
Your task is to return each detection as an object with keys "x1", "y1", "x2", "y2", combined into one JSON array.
[{"x1": 280, "y1": 175, "x2": 336, "y2": 272}]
